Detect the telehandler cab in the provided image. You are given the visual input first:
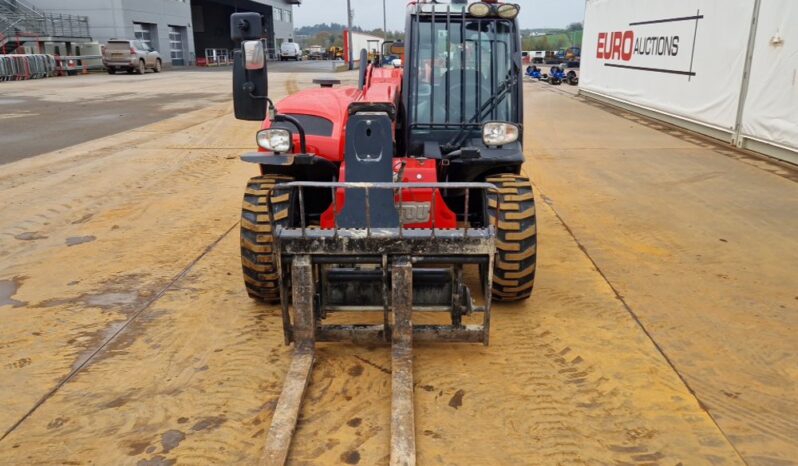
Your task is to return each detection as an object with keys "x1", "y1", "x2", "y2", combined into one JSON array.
[{"x1": 230, "y1": 1, "x2": 533, "y2": 463}]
